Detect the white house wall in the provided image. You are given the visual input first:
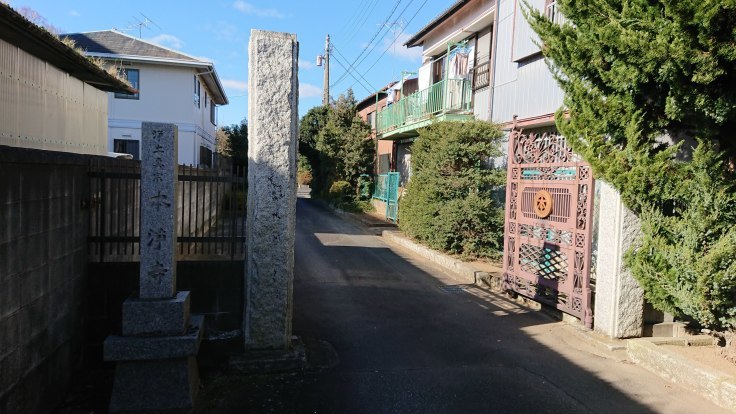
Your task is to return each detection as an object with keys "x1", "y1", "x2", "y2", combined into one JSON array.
[
  {"x1": 0, "y1": 38, "x2": 108, "y2": 155},
  {"x1": 419, "y1": 0, "x2": 496, "y2": 59},
  {"x1": 106, "y1": 62, "x2": 217, "y2": 165},
  {"x1": 473, "y1": 86, "x2": 492, "y2": 121},
  {"x1": 491, "y1": 0, "x2": 565, "y2": 125}
]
